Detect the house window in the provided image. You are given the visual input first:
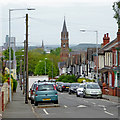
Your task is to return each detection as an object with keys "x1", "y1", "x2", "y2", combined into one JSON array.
[
  {"x1": 117, "y1": 73, "x2": 120, "y2": 87},
  {"x1": 116, "y1": 51, "x2": 117, "y2": 66},
  {"x1": 118, "y1": 51, "x2": 120, "y2": 66},
  {"x1": 109, "y1": 73, "x2": 112, "y2": 86}
]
